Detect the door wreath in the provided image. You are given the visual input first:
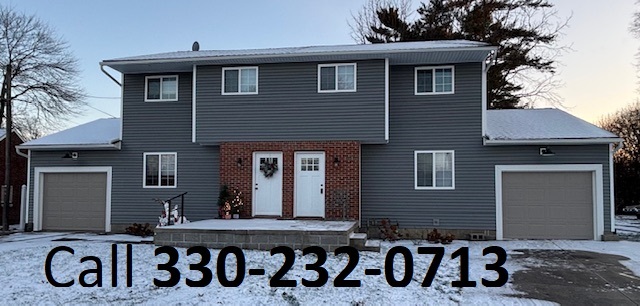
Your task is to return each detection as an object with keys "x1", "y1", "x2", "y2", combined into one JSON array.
[{"x1": 260, "y1": 158, "x2": 278, "y2": 178}]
